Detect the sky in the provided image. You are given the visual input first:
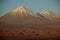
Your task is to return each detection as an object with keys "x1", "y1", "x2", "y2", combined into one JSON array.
[{"x1": 0, "y1": 0, "x2": 60, "y2": 16}]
